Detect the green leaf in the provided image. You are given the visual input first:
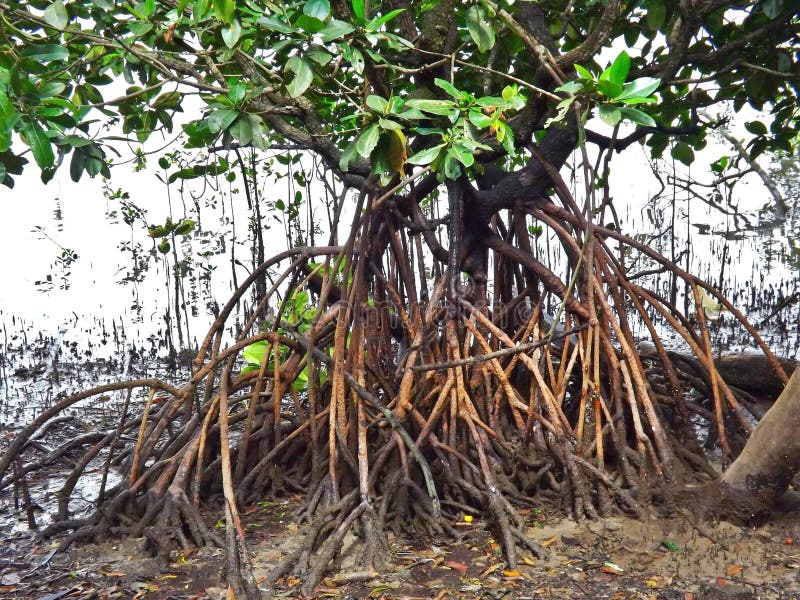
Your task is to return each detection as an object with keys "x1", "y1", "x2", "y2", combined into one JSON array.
[
  {"x1": 597, "y1": 80, "x2": 623, "y2": 99},
  {"x1": 221, "y1": 18, "x2": 242, "y2": 48},
  {"x1": 646, "y1": 0, "x2": 667, "y2": 30},
  {"x1": 405, "y1": 98, "x2": 456, "y2": 116},
  {"x1": 574, "y1": 64, "x2": 593, "y2": 80},
  {"x1": 745, "y1": 120, "x2": 767, "y2": 135},
  {"x1": 442, "y1": 151, "x2": 460, "y2": 179},
  {"x1": 407, "y1": 143, "x2": 445, "y2": 166},
  {"x1": 304, "y1": 0, "x2": 330, "y2": 21},
  {"x1": 468, "y1": 110, "x2": 493, "y2": 128},
  {"x1": 243, "y1": 340, "x2": 269, "y2": 365},
  {"x1": 175, "y1": 219, "x2": 196, "y2": 235},
  {"x1": 600, "y1": 51, "x2": 630, "y2": 86},
  {"x1": 69, "y1": 148, "x2": 86, "y2": 182},
  {"x1": 434, "y1": 78, "x2": 463, "y2": 100},
  {"x1": 257, "y1": 15, "x2": 294, "y2": 34},
  {"x1": 213, "y1": 0, "x2": 235, "y2": 24},
  {"x1": 555, "y1": 80, "x2": 584, "y2": 95},
  {"x1": 598, "y1": 105, "x2": 622, "y2": 127},
  {"x1": 351, "y1": 0, "x2": 365, "y2": 21},
  {"x1": 365, "y1": 8, "x2": 405, "y2": 32},
  {"x1": 619, "y1": 107, "x2": 656, "y2": 127},
  {"x1": 448, "y1": 143, "x2": 474, "y2": 167},
  {"x1": 207, "y1": 107, "x2": 238, "y2": 133},
  {"x1": 378, "y1": 118, "x2": 402, "y2": 131},
  {"x1": 319, "y1": 19, "x2": 355, "y2": 42},
  {"x1": 671, "y1": 142, "x2": 695, "y2": 165},
  {"x1": 366, "y1": 95, "x2": 388, "y2": 113},
  {"x1": 285, "y1": 56, "x2": 314, "y2": 98},
  {"x1": 295, "y1": 15, "x2": 325, "y2": 33},
  {"x1": 158, "y1": 239, "x2": 171, "y2": 254},
  {"x1": 356, "y1": 123, "x2": 380, "y2": 158},
  {"x1": 762, "y1": 0, "x2": 783, "y2": 19},
  {"x1": 229, "y1": 115, "x2": 253, "y2": 145},
  {"x1": 20, "y1": 120, "x2": 54, "y2": 169},
  {"x1": 614, "y1": 77, "x2": 660, "y2": 101},
  {"x1": 20, "y1": 44, "x2": 69, "y2": 62},
  {"x1": 465, "y1": 5, "x2": 495, "y2": 53},
  {"x1": 306, "y1": 46, "x2": 333, "y2": 66},
  {"x1": 339, "y1": 137, "x2": 359, "y2": 171},
  {"x1": 154, "y1": 91, "x2": 181, "y2": 108},
  {"x1": 43, "y1": 0, "x2": 68, "y2": 29}
]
